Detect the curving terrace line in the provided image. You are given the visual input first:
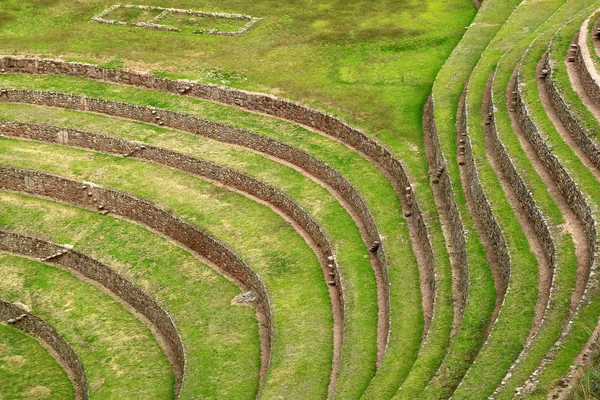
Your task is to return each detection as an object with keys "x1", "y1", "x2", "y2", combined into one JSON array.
[
  {"x1": 492, "y1": 68, "x2": 557, "y2": 338},
  {"x1": 423, "y1": 96, "x2": 469, "y2": 335},
  {"x1": 575, "y1": 11, "x2": 600, "y2": 111},
  {"x1": 0, "y1": 55, "x2": 439, "y2": 345},
  {"x1": 515, "y1": 60, "x2": 596, "y2": 308},
  {"x1": 490, "y1": 44, "x2": 585, "y2": 395},
  {"x1": 0, "y1": 119, "x2": 346, "y2": 390},
  {"x1": 481, "y1": 67, "x2": 559, "y2": 400},
  {"x1": 552, "y1": 36, "x2": 600, "y2": 175},
  {"x1": 0, "y1": 300, "x2": 88, "y2": 400},
  {"x1": 510, "y1": 51, "x2": 599, "y2": 397},
  {"x1": 516, "y1": 21, "x2": 600, "y2": 398},
  {"x1": 0, "y1": 166, "x2": 273, "y2": 391},
  {"x1": 457, "y1": 80, "x2": 510, "y2": 330},
  {"x1": 0, "y1": 230, "x2": 185, "y2": 397},
  {"x1": 0, "y1": 88, "x2": 394, "y2": 366}
]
